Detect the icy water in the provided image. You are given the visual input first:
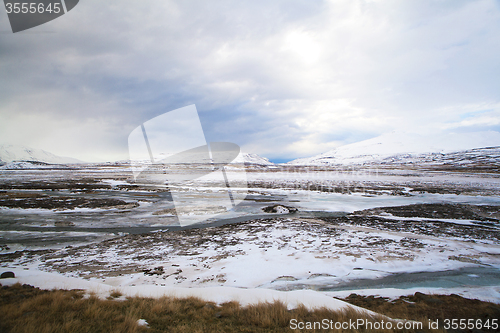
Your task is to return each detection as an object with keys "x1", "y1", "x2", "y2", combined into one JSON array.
[
  {"x1": 3, "y1": 187, "x2": 500, "y2": 250},
  {"x1": 270, "y1": 266, "x2": 500, "y2": 291}
]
